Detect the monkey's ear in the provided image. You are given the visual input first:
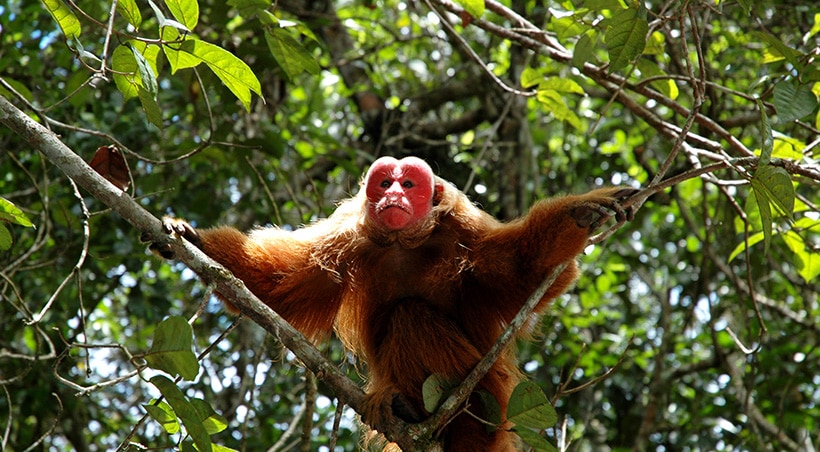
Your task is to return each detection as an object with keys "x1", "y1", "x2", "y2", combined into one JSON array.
[{"x1": 433, "y1": 183, "x2": 444, "y2": 205}]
